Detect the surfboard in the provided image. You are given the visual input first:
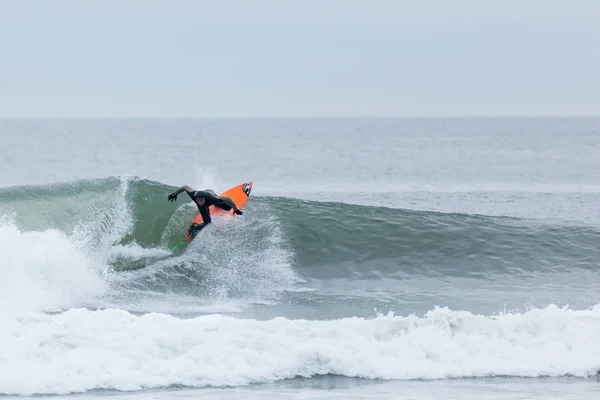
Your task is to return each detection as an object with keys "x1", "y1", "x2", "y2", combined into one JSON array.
[{"x1": 184, "y1": 181, "x2": 253, "y2": 242}]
